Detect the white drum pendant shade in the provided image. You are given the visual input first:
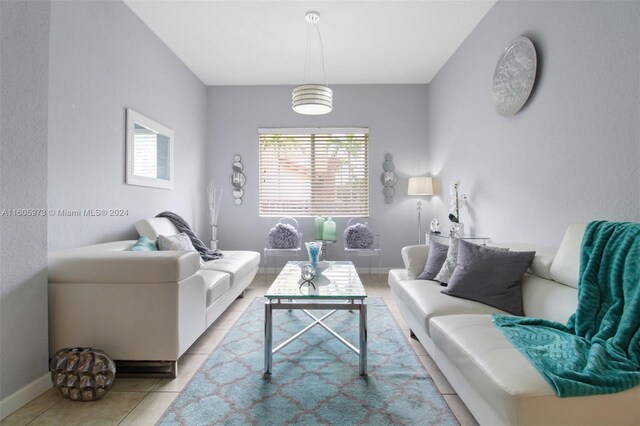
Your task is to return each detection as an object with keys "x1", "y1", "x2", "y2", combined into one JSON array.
[{"x1": 292, "y1": 84, "x2": 333, "y2": 115}]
